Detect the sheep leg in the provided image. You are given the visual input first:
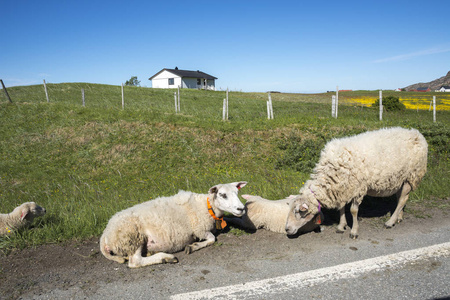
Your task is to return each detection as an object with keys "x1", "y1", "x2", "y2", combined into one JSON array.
[
  {"x1": 336, "y1": 207, "x2": 347, "y2": 233},
  {"x1": 385, "y1": 182, "x2": 411, "y2": 228},
  {"x1": 349, "y1": 200, "x2": 360, "y2": 239},
  {"x1": 128, "y1": 245, "x2": 178, "y2": 268},
  {"x1": 185, "y1": 232, "x2": 215, "y2": 254}
]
